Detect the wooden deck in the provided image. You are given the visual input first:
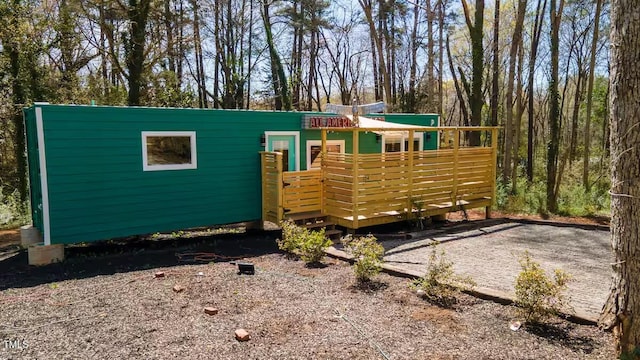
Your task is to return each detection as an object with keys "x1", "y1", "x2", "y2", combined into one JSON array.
[{"x1": 261, "y1": 126, "x2": 498, "y2": 231}]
